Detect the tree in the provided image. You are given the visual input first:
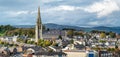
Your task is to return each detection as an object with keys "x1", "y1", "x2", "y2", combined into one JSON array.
[
  {"x1": 109, "y1": 32, "x2": 116, "y2": 38},
  {"x1": 0, "y1": 40, "x2": 4, "y2": 45},
  {"x1": 0, "y1": 25, "x2": 15, "y2": 36},
  {"x1": 67, "y1": 30, "x2": 74, "y2": 37},
  {"x1": 37, "y1": 39, "x2": 52, "y2": 47},
  {"x1": 5, "y1": 28, "x2": 35, "y2": 37},
  {"x1": 100, "y1": 33, "x2": 106, "y2": 38},
  {"x1": 70, "y1": 39, "x2": 74, "y2": 44},
  {"x1": 42, "y1": 25, "x2": 46, "y2": 31},
  {"x1": 44, "y1": 40, "x2": 52, "y2": 47},
  {"x1": 115, "y1": 49, "x2": 120, "y2": 56},
  {"x1": 74, "y1": 32, "x2": 84, "y2": 37},
  {"x1": 27, "y1": 40, "x2": 31, "y2": 44},
  {"x1": 17, "y1": 38, "x2": 24, "y2": 43},
  {"x1": 99, "y1": 40, "x2": 106, "y2": 43},
  {"x1": 37, "y1": 39, "x2": 43, "y2": 46},
  {"x1": 115, "y1": 45, "x2": 118, "y2": 49},
  {"x1": 58, "y1": 35, "x2": 62, "y2": 40},
  {"x1": 91, "y1": 30, "x2": 99, "y2": 33}
]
